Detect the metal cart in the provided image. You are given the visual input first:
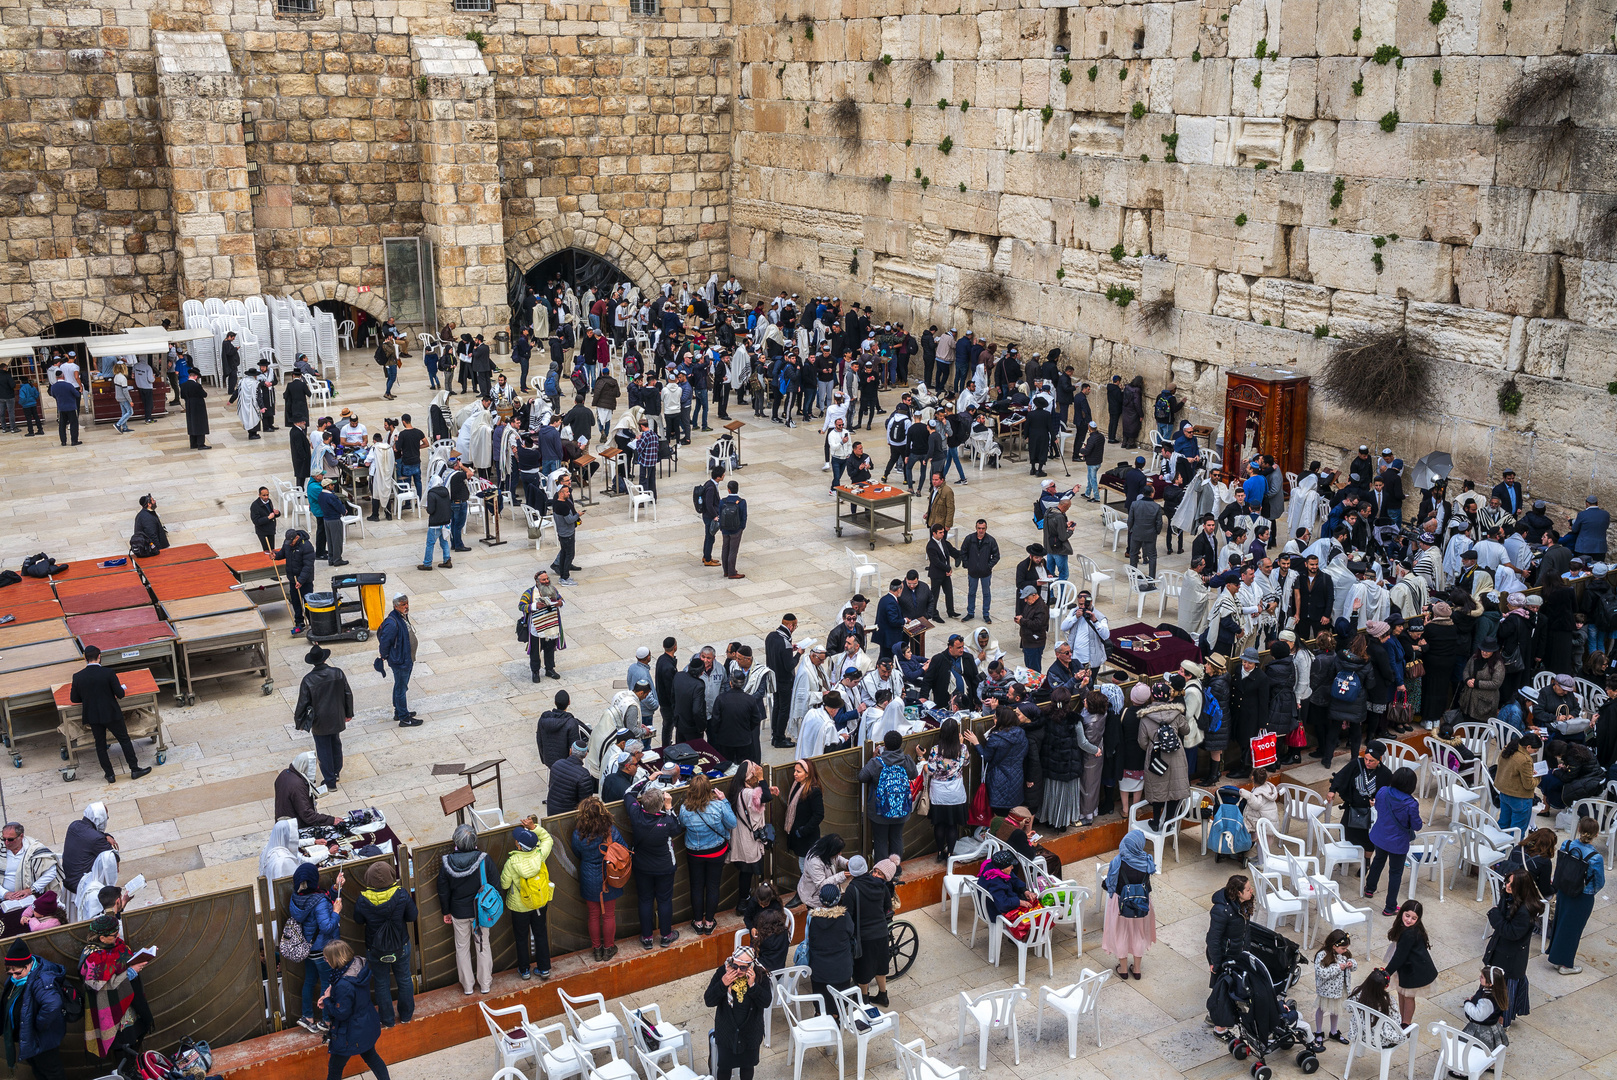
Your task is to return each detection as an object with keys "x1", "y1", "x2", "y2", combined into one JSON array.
[
  {"x1": 54, "y1": 667, "x2": 167, "y2": 781},
  {"x1": 0, "y1": 660, "x2": 83, "y2": 768},
  {"x1": 174, "y1": 609, "x2": 273, "y2": 705}
]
